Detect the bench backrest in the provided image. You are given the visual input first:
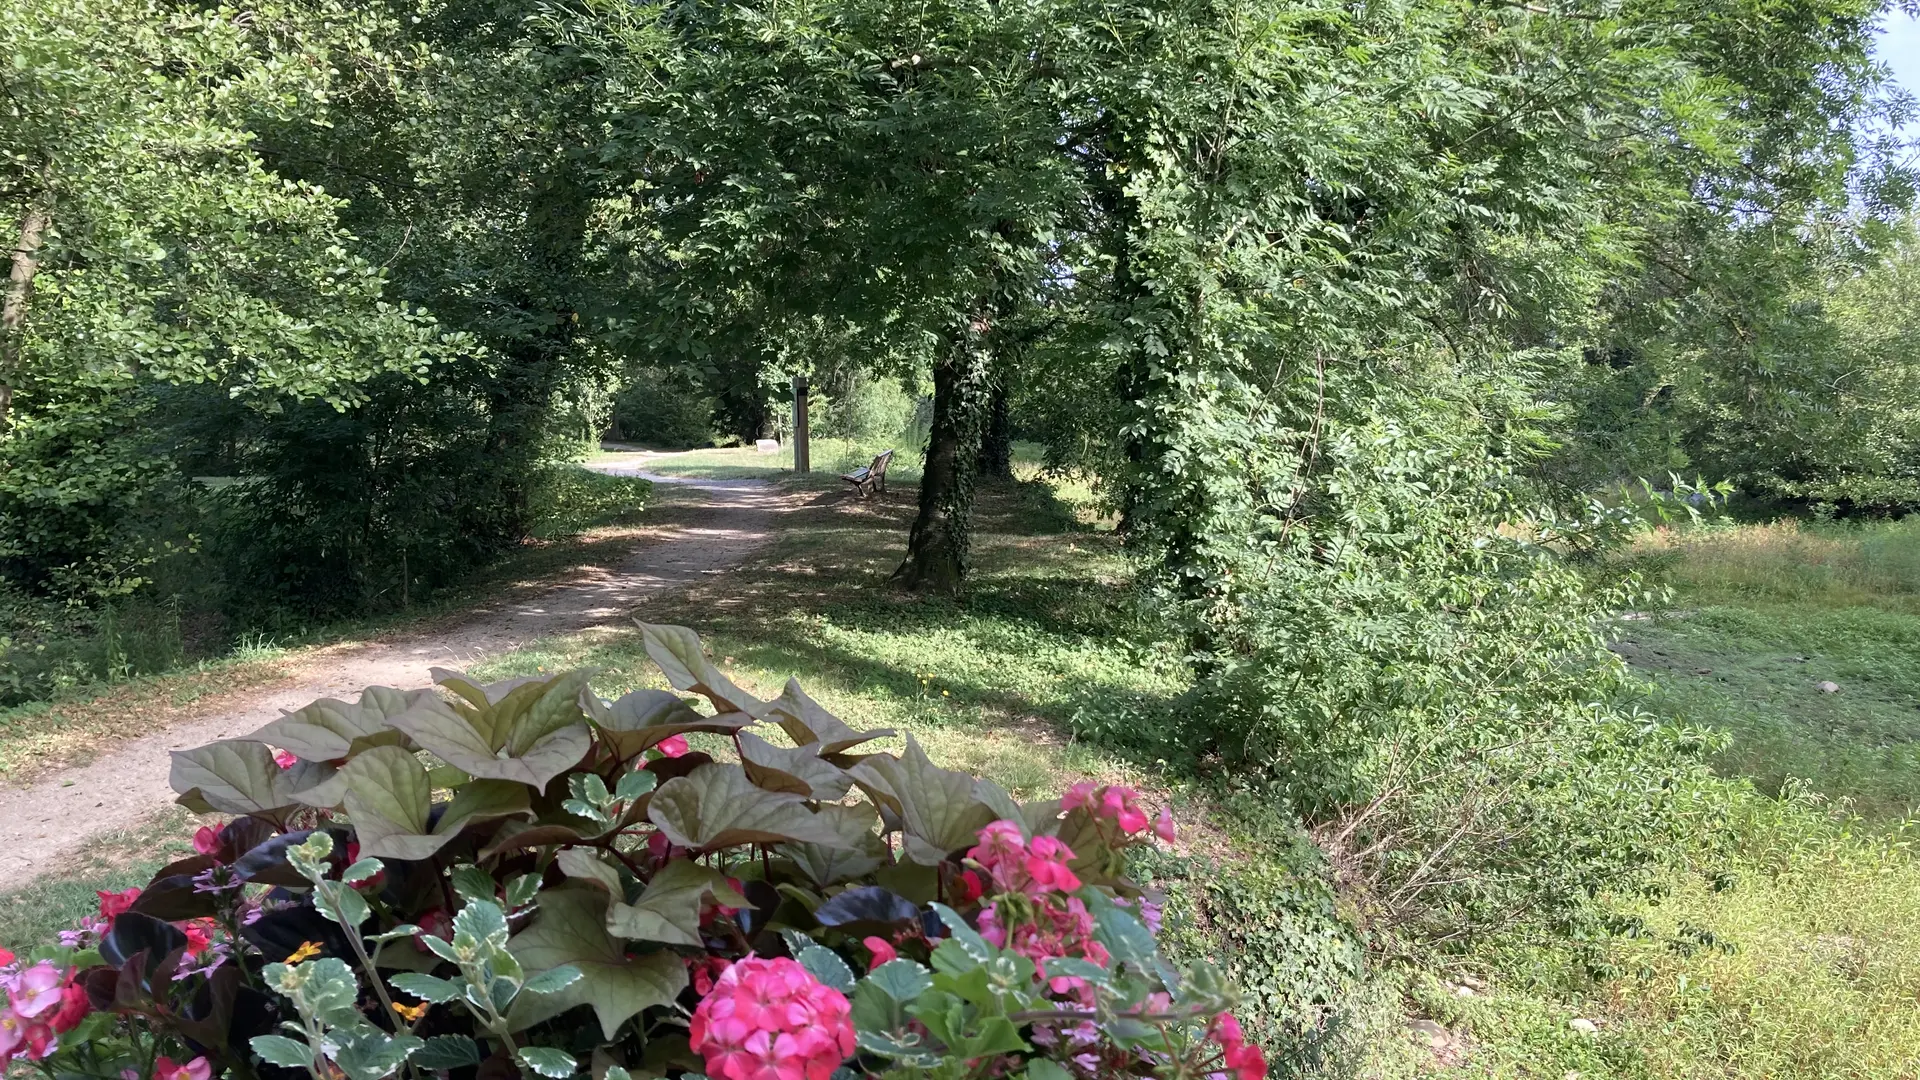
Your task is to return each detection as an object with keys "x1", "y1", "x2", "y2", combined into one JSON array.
[{"x1": 870, "y1": 449, "x2": 894, "y2": 476}]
